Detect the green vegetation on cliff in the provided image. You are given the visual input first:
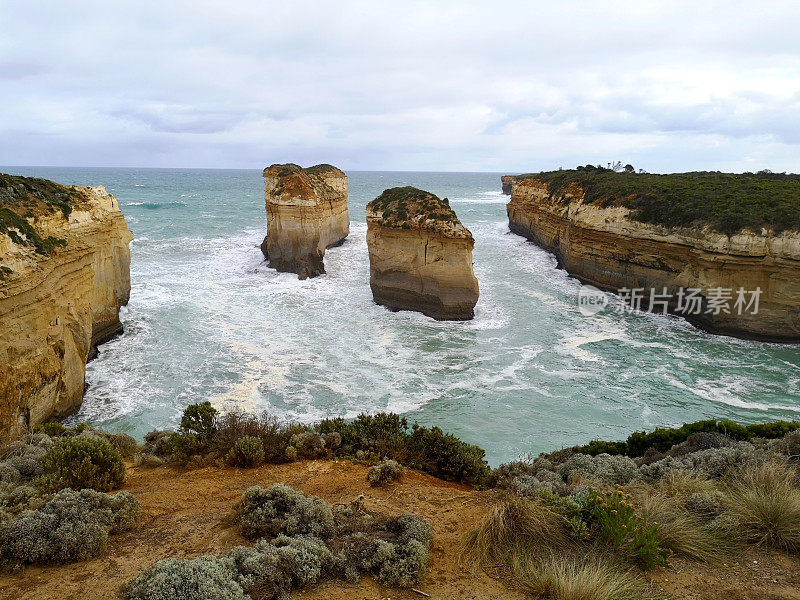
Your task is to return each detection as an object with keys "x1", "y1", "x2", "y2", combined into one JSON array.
[
  {"x1": 0, "y1": 173, "x2": 79, "y2": 254},
  {"x1": 517, "y1": 167, "x2": 800, "y2": 235},
  {"x1": 367, "y1": 186, "x2": 460, "y2": 231}
]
